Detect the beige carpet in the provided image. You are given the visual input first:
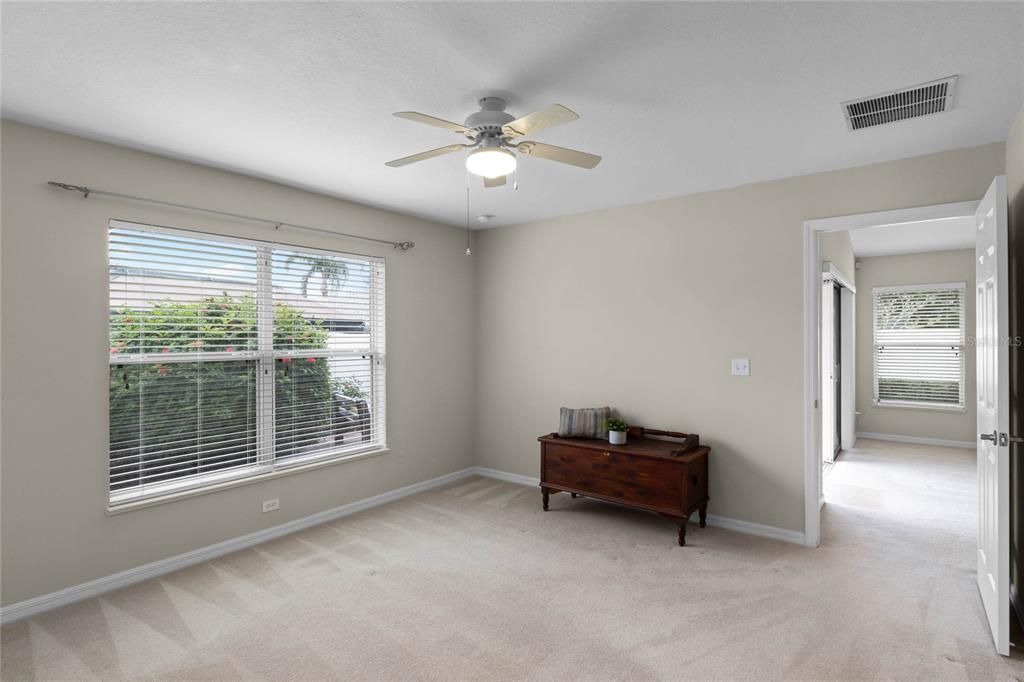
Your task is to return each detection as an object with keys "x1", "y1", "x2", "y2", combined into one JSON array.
[{"x1": 2, "y1": 439, "x2": 1022, "y2": 680}]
